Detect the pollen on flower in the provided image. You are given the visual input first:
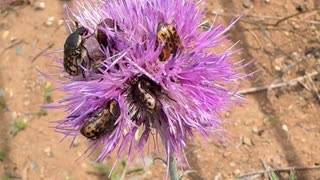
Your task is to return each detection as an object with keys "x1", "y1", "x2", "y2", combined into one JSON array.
[{"x1": 45, "y1": 0, "x2": 244, "y2": 172}]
